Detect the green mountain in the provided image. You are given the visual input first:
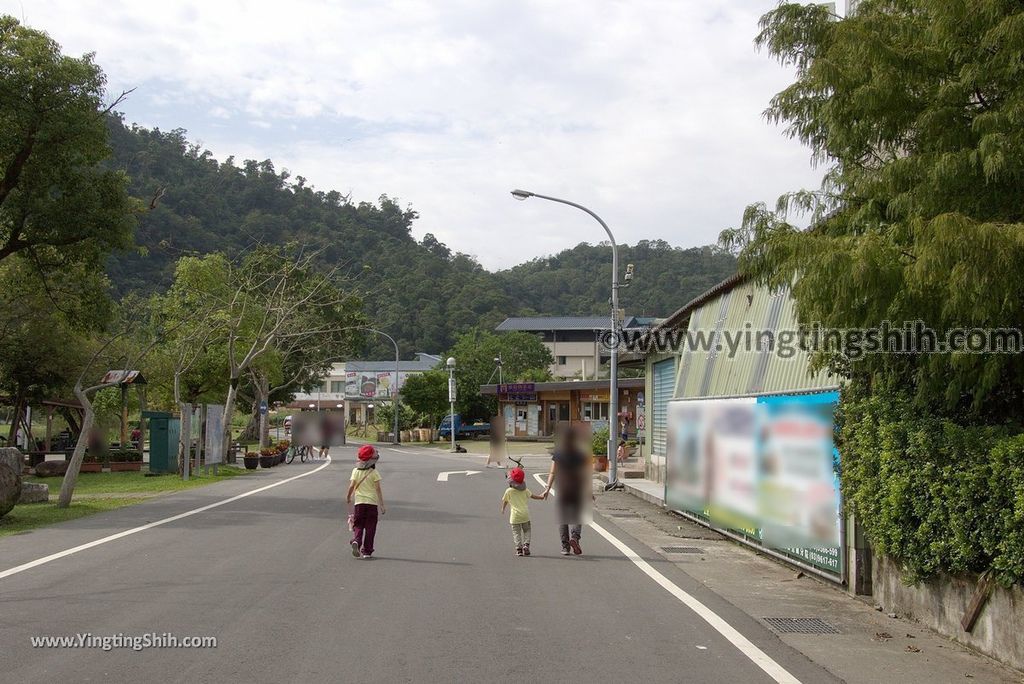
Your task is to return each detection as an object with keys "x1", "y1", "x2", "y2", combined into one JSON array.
[{"x1": 105, "y1": 117, "x2": 736, "y2": 356}]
